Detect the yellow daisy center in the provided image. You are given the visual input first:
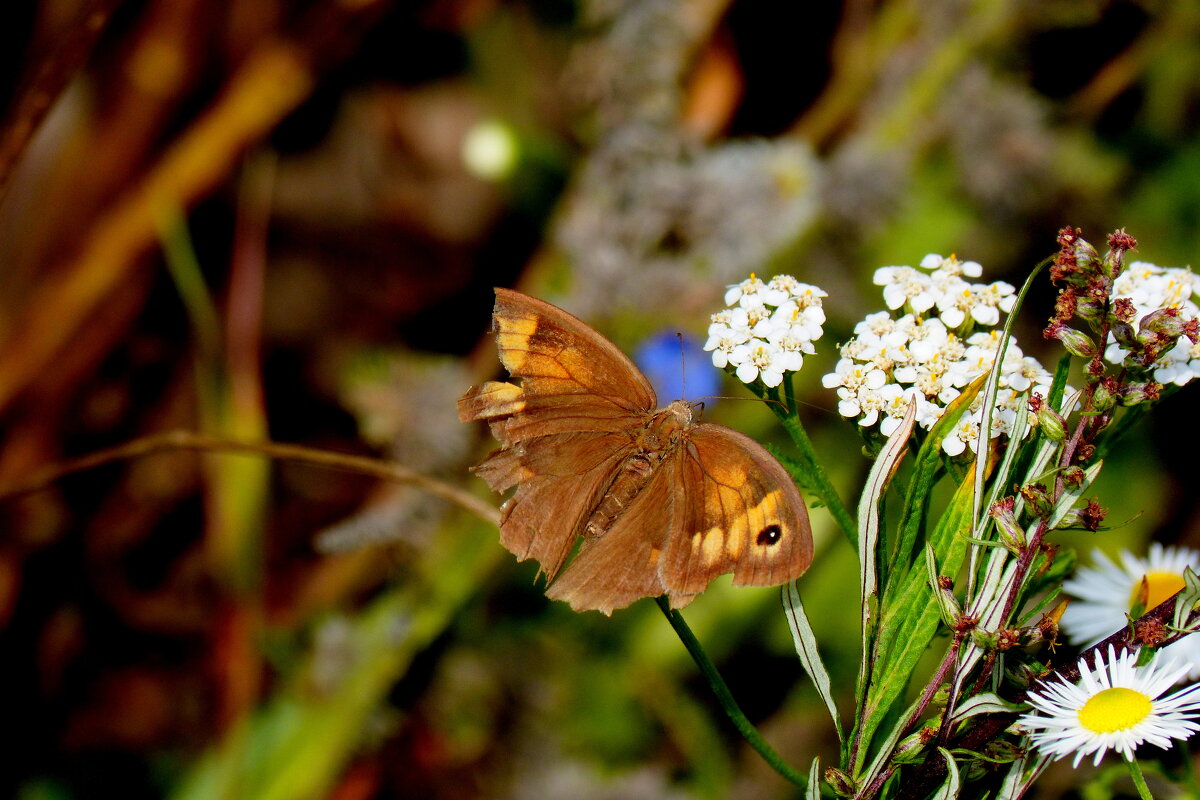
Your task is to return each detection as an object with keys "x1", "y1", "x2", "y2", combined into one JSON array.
[
  {"x1": 1129, "y1": 571, "x2": 1187, "y2": 611},
  {"x1": 1078, "y1": 687, "x2": 1152, "y2": 733}
]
